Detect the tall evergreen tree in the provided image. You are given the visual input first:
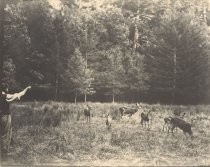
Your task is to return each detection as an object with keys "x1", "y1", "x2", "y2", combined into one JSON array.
[
  {"x1": 147, "y1": 10, "x2": 210, "y2": 104},
  {"x1": 62, "y1": 48, "x2": 93, "y2": 103}
]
